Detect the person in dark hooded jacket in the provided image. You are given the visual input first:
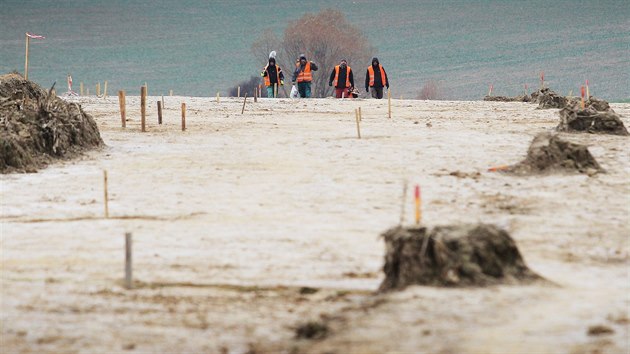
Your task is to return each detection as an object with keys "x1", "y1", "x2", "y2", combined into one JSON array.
[
  {"x1": 365, "y1": 57, "x2": 389, "y2": 99},
  {"x1": 261, "y1": 56, "x2": 284, "y2": 98}
]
